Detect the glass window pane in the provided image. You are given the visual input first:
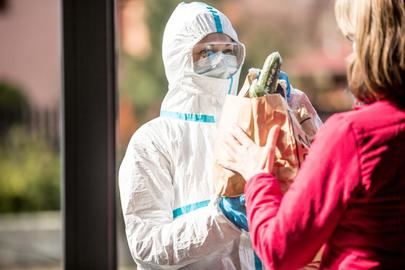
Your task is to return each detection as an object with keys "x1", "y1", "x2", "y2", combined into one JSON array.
[
  {"x1": 0, "y1": 0, "x2": 61, "y2": 269},
  {"x1": 116, "y1": 0, "x2": 351, "y2": 269}
]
